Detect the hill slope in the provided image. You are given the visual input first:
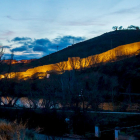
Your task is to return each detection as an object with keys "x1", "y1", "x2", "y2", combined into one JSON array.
[
  {"x1": 1, "y1": 30, "x2": 140, "y2": 73},
  {"x1": 28, "y1": 30, "x2": 140, "y2": 67},
  {"x1": 0, "y1": 41, "x2": 140, "y2": 80}
]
